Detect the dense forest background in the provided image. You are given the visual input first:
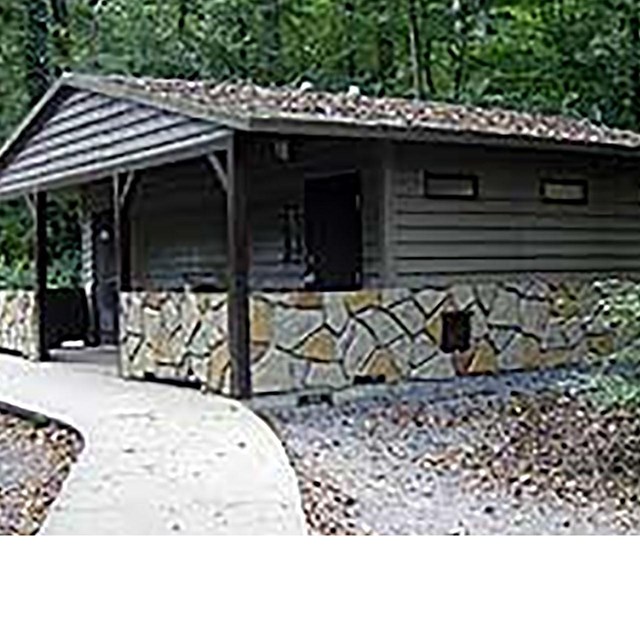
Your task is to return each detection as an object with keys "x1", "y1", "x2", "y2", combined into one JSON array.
[{"x1": 1, "y1": 0, "x2": 639, "y2": 286}]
